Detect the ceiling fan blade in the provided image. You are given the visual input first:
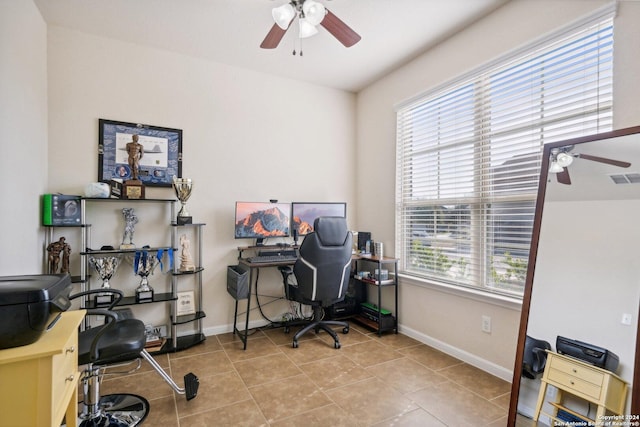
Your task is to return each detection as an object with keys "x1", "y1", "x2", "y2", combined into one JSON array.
[
  {"x1": 557, "y1": 167, "x2": 571, "y2": 185},
  {"x1": 320, "y1": 9, "x2": 361, "y2": 47},
  {"x1": 260, "y1": 23, "x2": 289, "y2": 49},
  {"x1": 577, "y1": 153, "x2": 632, "y2": 168}
]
